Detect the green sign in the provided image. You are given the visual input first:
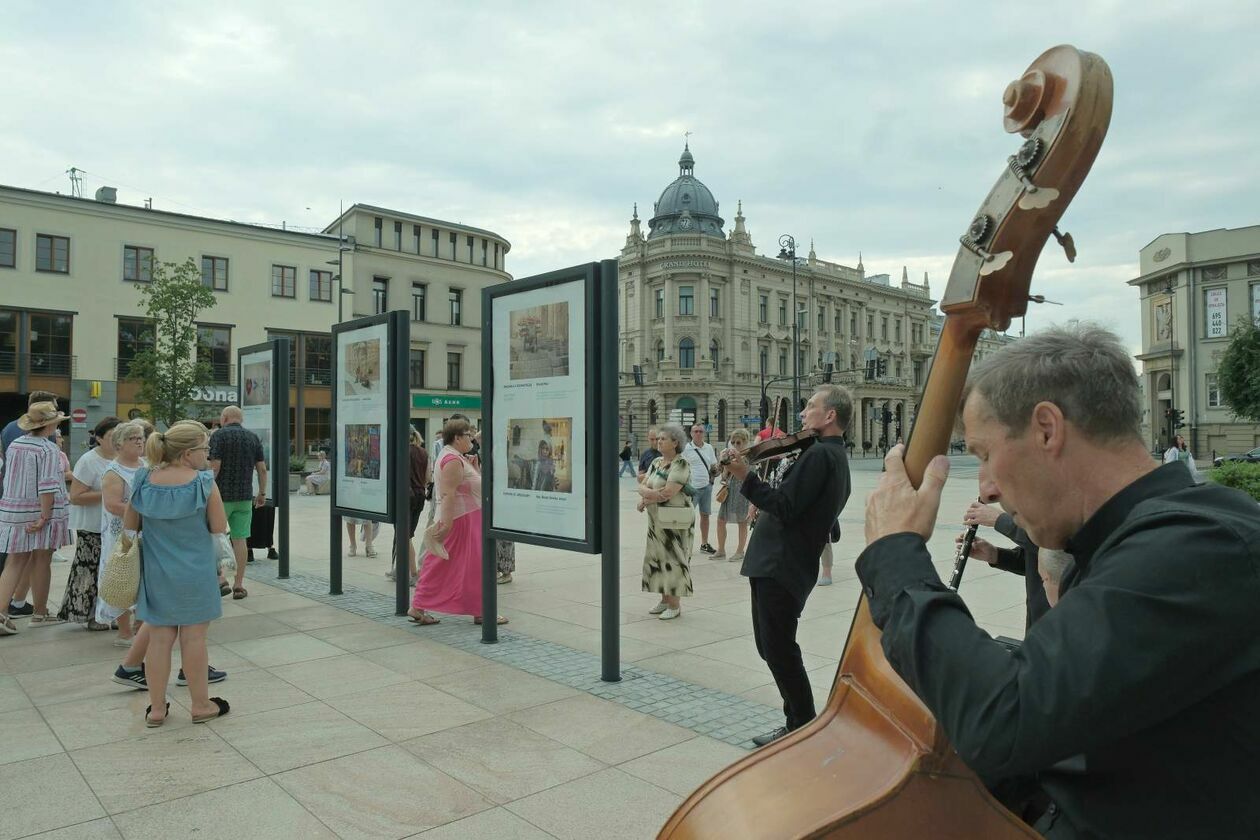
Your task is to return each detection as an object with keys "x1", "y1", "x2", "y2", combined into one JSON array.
[{"x1": 411, "y1": 393, "x2": 482, "y2": 410}]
